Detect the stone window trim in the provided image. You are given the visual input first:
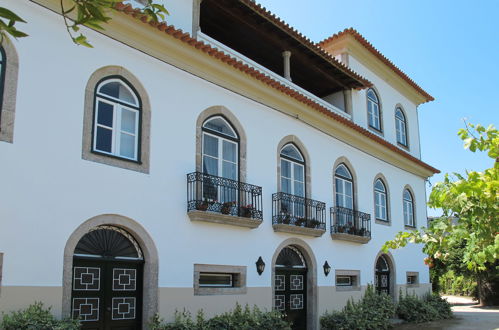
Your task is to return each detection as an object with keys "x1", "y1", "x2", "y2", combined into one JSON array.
[
  {"x1": 194, "y1": 264, "x2": 247, "y2": 296},
  {"x1": 394, "y1": 103, "x2": 410, "y2": 150},
  {"x1": 373, "y1": 173, "x2": 391, "y2": 226},
  {"x1": 0, "y1": 38, "x2": 19, "y2": 143},
  {"x1": 332, "y1": 157, "x2": 358, "y2": 211},
  {"x1": 276, "y1": 135, "x2": 312, "y2": 198},
  {"x1": 335, "y1": 269, "x2": 361, "y2": 291},
  {"x1": 403, "y1": 184, "x2": 417, "y2": 229},
  {"x1": 196, "y1": 106, "x2": 247, "y2": 182},
  {"x1": 406, "y1": 271, "x2": 419, "y2": 287},
  {"x1": 365, "y1": 86, "x2": 384, "y2": 136},
  {"x1": 82, "y1": 66, "x2": 151, "y2": 173}
]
